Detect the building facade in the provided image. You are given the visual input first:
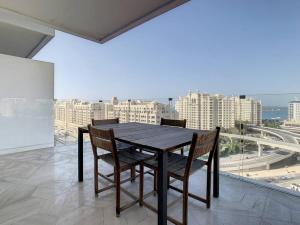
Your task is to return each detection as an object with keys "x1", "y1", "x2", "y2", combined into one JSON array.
[
  {"x1": 234, "y1": 97, "x2": 262, "y2": 126},
  {"x1": 54, "y1": 99, "x2": 105, "y2": 137},
  {"x1": 54, "y1": 97, "x2": 178, "y2": 137},
  {"x1": 105, "y1": 97, "x2": 178, "y2": 124},
  {"x1": 175, "y1": 92, "x2": 216, "y2": 130},
  {"x1": 175, "y1": 92, "x2": 262, "y2": 129},
  {"x1": 288, "y1": 101, "x2": 300, "y2": 122}
]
